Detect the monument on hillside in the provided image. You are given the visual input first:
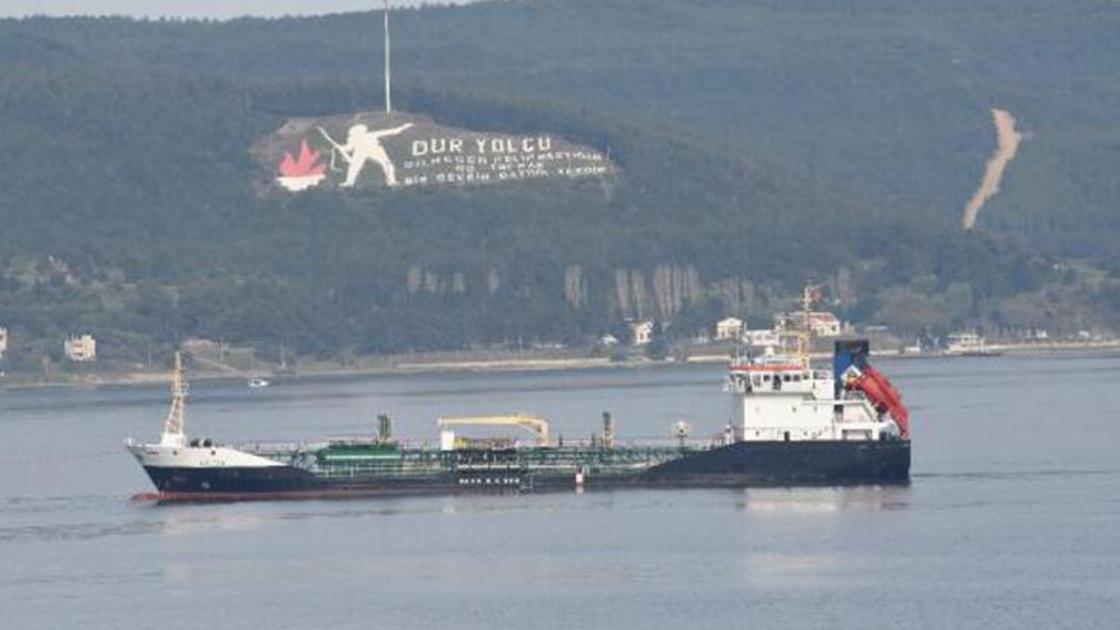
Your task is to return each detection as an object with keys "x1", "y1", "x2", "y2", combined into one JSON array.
[{"x1": 251, "y1": 2, "x2": 616, "y2": 193}]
